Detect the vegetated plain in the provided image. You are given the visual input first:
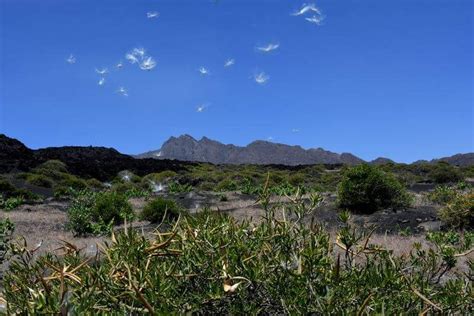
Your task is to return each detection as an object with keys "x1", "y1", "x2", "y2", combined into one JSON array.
[{"x1": 1, "y1": 143, "x2": 473, "y2": 313}]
